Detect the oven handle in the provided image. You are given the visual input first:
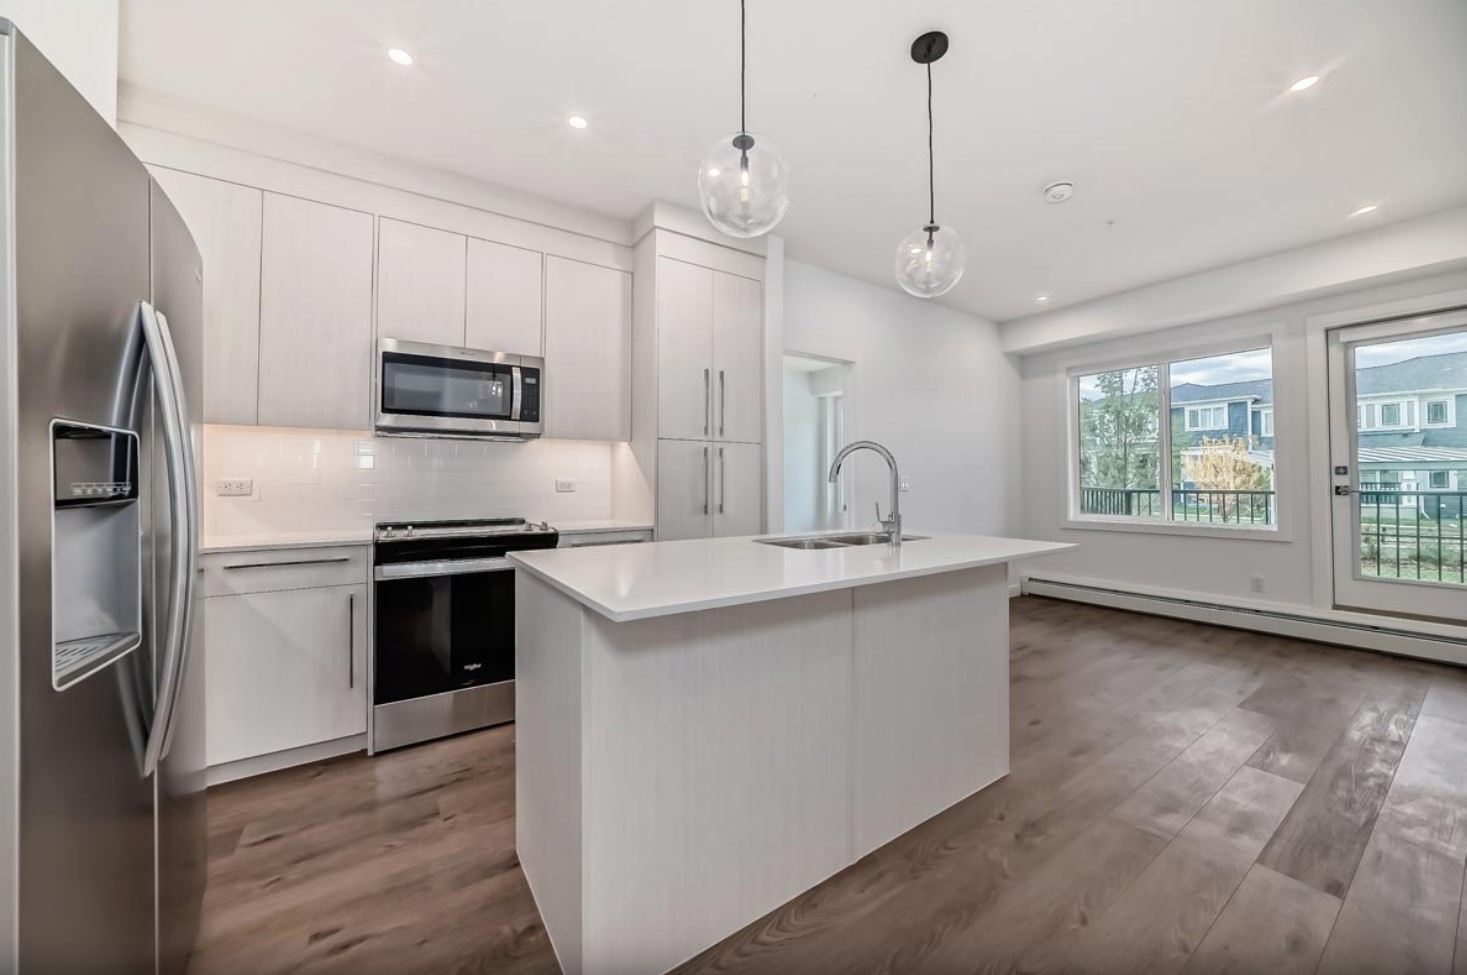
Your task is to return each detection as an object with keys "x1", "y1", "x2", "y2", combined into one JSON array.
[{"x1": 374, "y1": 556, "x2": 516, "y2": 580}]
